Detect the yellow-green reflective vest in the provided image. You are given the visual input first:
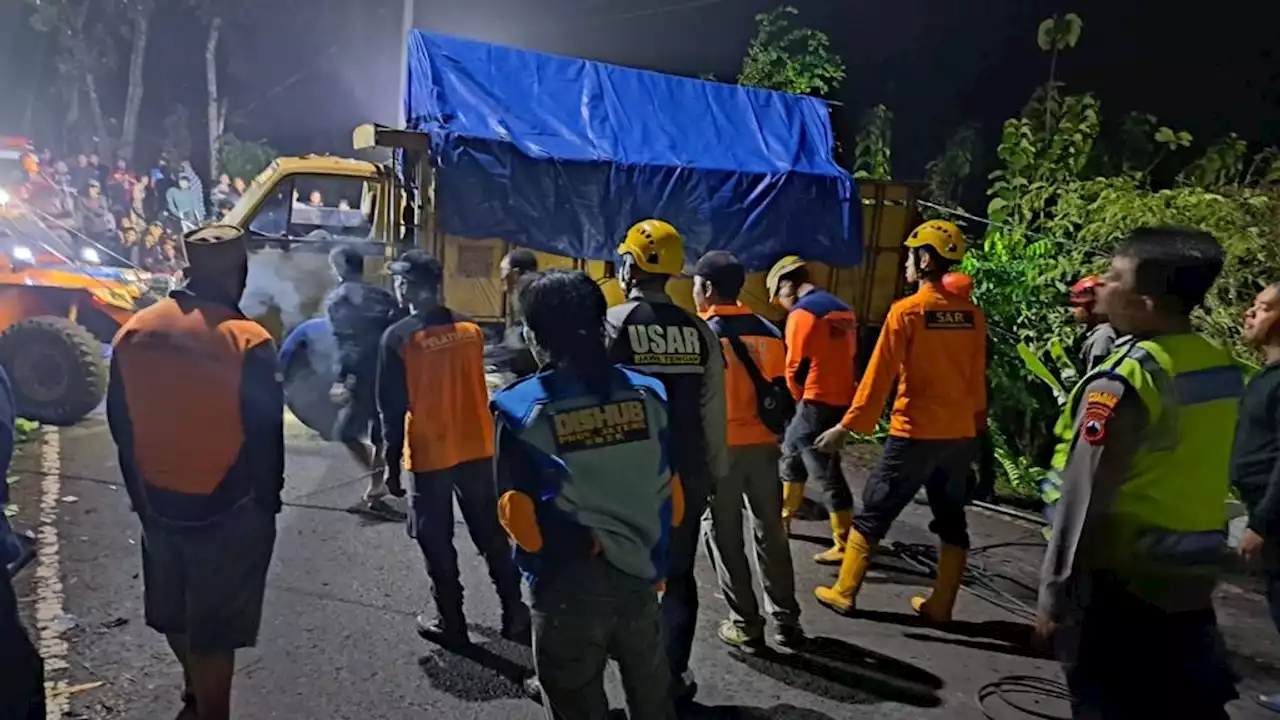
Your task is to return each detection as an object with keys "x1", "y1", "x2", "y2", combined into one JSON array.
[{"x1": 1040, "y1": 335, "x2": 1244, "y2": 566}]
